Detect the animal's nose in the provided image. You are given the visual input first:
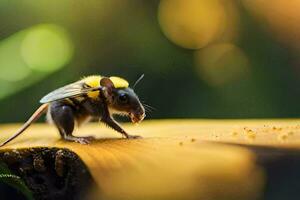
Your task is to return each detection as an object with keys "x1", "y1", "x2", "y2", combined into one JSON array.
[
  {"x1": 132, "y1": 107, "x2": 146, "y2": 122},
  {"x1": 139, "y1": 108, "x2": 146, "y2": 118},
  {"x1": 140, "y1": 112, "x2": 146, "y2": 120}
]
